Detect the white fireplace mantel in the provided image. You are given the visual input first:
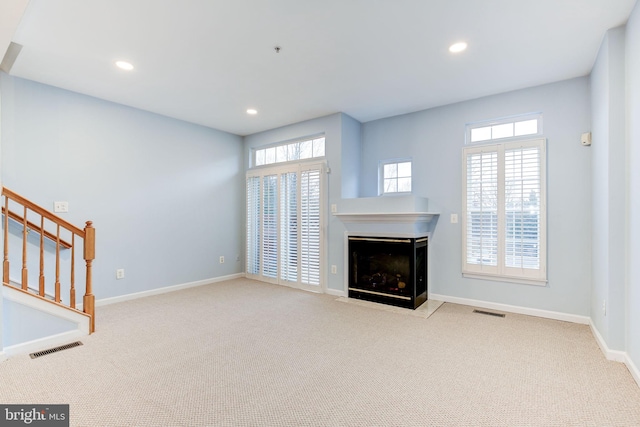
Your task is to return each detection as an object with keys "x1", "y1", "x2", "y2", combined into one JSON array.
[
  {"x1": 333, "y1": 196, "x2": 439, "y2": 235},
  {"x1": 333, "y1": 212, "x2": 438, "y2": 224}
]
